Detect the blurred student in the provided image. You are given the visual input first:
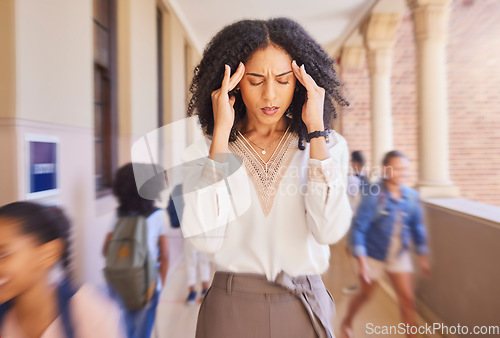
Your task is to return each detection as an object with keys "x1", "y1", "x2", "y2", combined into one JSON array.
[
  {"x1": 343, "y1": 150, "x2": 369, "y2": 295},
  {"x1": 167, "y1": 184, "x2": 211, "y2": 305},
  {"x1": 0, "y1": 201, "x2": 124, "y2": 337},
  {"x1": 103, "y1": 163, "x2": 169, "y2": 338},
  {"x1": 346, "y1": 150, "x2": 369, "y2": 213},
  {"x1": 184, "y1": 242, "x2": 211, "y2": 305},
  {"x1": 341, "y1": 150, "x2": 430, "y2": 338}
]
